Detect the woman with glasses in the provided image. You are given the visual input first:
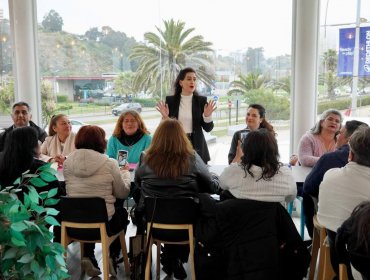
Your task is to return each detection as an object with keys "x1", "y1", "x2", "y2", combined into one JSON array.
[{"x1": 106, "y1": 110, "x2": 152, "y2": 165}]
